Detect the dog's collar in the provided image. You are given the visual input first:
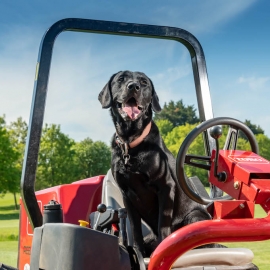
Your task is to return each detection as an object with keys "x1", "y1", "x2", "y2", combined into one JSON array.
[{"x1": 115, "y1": 121, "x2": 152, "y2": 164}]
